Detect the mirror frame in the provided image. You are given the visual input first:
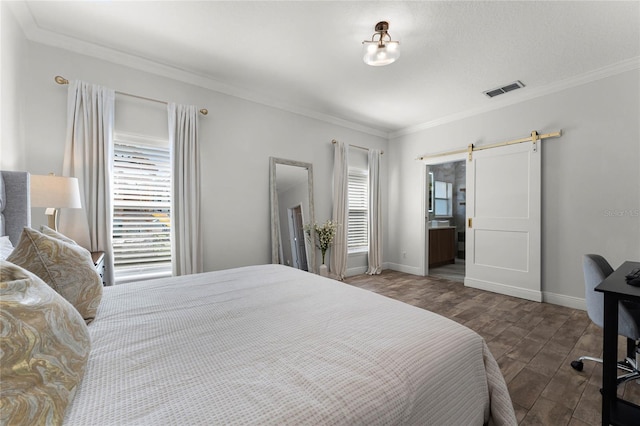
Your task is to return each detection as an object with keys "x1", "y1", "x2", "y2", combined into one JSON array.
[
  {"x1": 269, "y1": 157, "x2": 316, "y2": 273},
  {"x1": 428, "y1": 171, "x2": 434, "y2": 213}
]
